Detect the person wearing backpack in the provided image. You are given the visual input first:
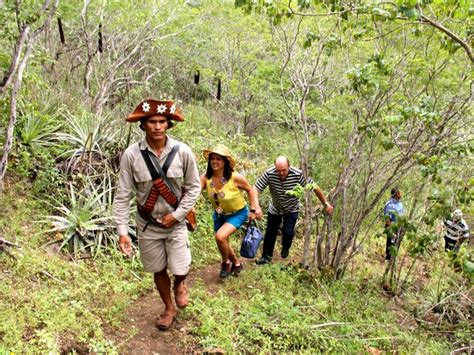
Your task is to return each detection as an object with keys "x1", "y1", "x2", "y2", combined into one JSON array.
[
  {"x1": 383, "y1": 187, "x2": 405, "y2": 261},
  {"x1": 113, "y1": 99, "x2": 200, "y2": 331}
]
